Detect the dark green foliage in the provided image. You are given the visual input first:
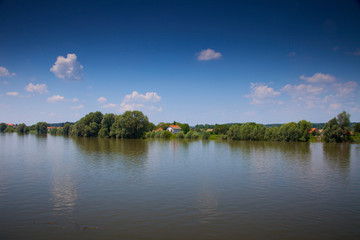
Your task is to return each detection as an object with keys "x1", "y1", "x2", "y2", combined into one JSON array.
[
  {"x1": 4, "y1": 126, "x2": 15, "y2": 133},
  {"x1": 62, "y1": 123, "x2": 71, "y2": 136},
  {"x1": 36, "y1": 122, "x2": 48, "y2": 134},
  {"x1": 70, "y1": 111, "x2": 103, "y2": 137},
  {"x1": 214, "y1": 124, "x2": 229, "y2": 135},
  {"x1": 0, "y1": 123, "x2": 7, "y2": 132},
  {"x1": 57, "y1": 127, "x2": 64, "y2": 135},
  {"x1": 17, "y1": 123, "x2": 29, "y2": 133},
  {"x1": 354, "y1": 123, "x2": 360, "y2": 133},
  {"x1": 110, "y1": 111, "x2": 149, "y2": 139},
  {"x1": 50, "y1": 127, "x2": 57, "y2": 135},
  {"x1": 279, "y1": 122, "x2": 301, "y2": 142},
  {"x1": 156, "y1": 122, "x2": 171, "y2": 131},
  {"x1": 228, "y1": 123, "x2": 266, "y2": 141},
  {"x1": 323, "y1": 111, "x2": 351, "y2": 142},
  {"x1": 147, "y1": 122, "x2": 156, "y2": 132},
  {"x1": 178, "y1": 123, "x2": 190, "y2": 134},
  {"x1": 99, "y1": 113, "x2": 116, "y2": 138}
]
